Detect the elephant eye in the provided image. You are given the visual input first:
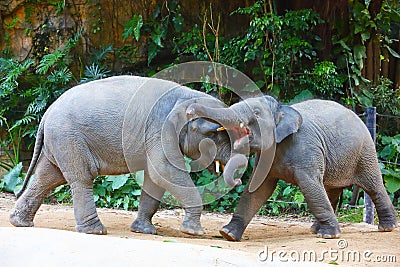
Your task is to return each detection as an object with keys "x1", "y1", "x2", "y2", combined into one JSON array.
[{"x1": 253, "y1": 109, "x2": 260, "y2": 117}]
